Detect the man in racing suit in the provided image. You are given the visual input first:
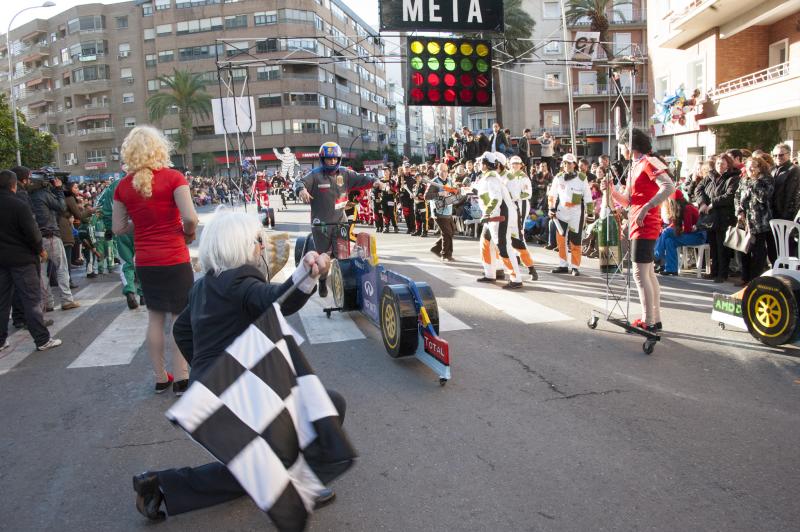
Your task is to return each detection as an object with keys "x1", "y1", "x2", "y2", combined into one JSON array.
[
  {"x1": 398, "y1": 164, "x2": 416, "y2": 233},
  {"x1": 504, "y1": 155, "x2": 538, "y2": 280},
  {"x1": 473, "y1": 152, "x2": 523, "y2": 290},
  {"x1": 380, "y1": 167, "x2": 399, "y2": 233},
  {"x1": 295, "y1": 142, "x2": 381, "y2": 297},
  {"x1": 252, "y1": 172, "x2": 274, "y2": 228},
  {"x1": 412, "y1": 173, "x2": 429, "y2": 237},
  {"x1": 548, "y1": 153, "x2": 593, "y2": 276}
]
